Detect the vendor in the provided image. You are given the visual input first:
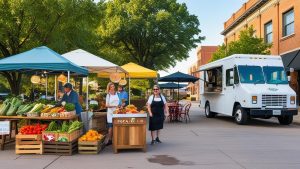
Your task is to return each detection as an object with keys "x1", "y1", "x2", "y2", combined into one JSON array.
[
  {"x1": 57, "y1": 83, "x2": 82, "y2": 115},
  {"x1": 147, "y1": 85, "x2": 169, "y2": 145},
  {"x1": 117, "y1": 85, "x2": 128, "y2": 107},
  {"x1": 105, "y1": 82, "x2": 119, "y2": 146}
]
